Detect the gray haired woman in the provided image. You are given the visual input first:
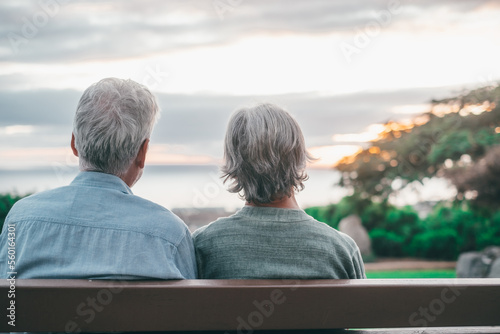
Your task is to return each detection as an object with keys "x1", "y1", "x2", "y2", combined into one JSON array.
[{"x1": 193, "y1": 103, "x2": 366, "y2": 279}]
